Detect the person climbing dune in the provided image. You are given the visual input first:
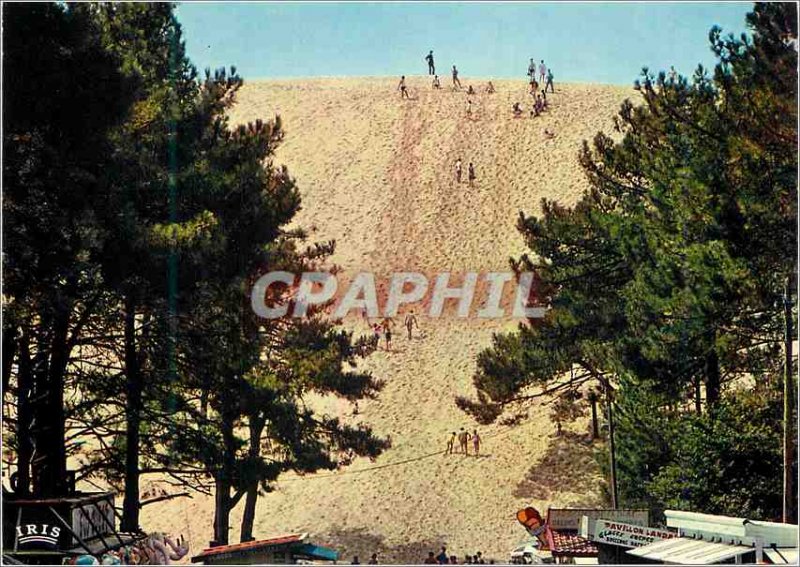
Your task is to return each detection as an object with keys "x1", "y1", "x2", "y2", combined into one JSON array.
[
  {"x1": 452, "y1": 65, "x2": 462, "y2": 90},
  {"x1": 398, "y1": 75, "x2": 410, "y2": 99},
  {"x1": 405, "y1": 310, "x2": 419, "y2": 339}
]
